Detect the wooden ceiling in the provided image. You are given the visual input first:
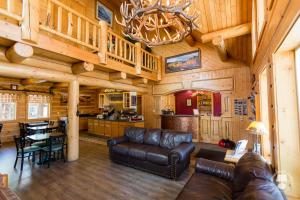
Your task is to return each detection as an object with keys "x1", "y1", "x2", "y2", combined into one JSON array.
[
  {"x1": 116, "y1": 0, "x2": 252, "y2": 64},
  {"x1": 192, "y1": 0, "x2": 252, "y2": 64}
]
